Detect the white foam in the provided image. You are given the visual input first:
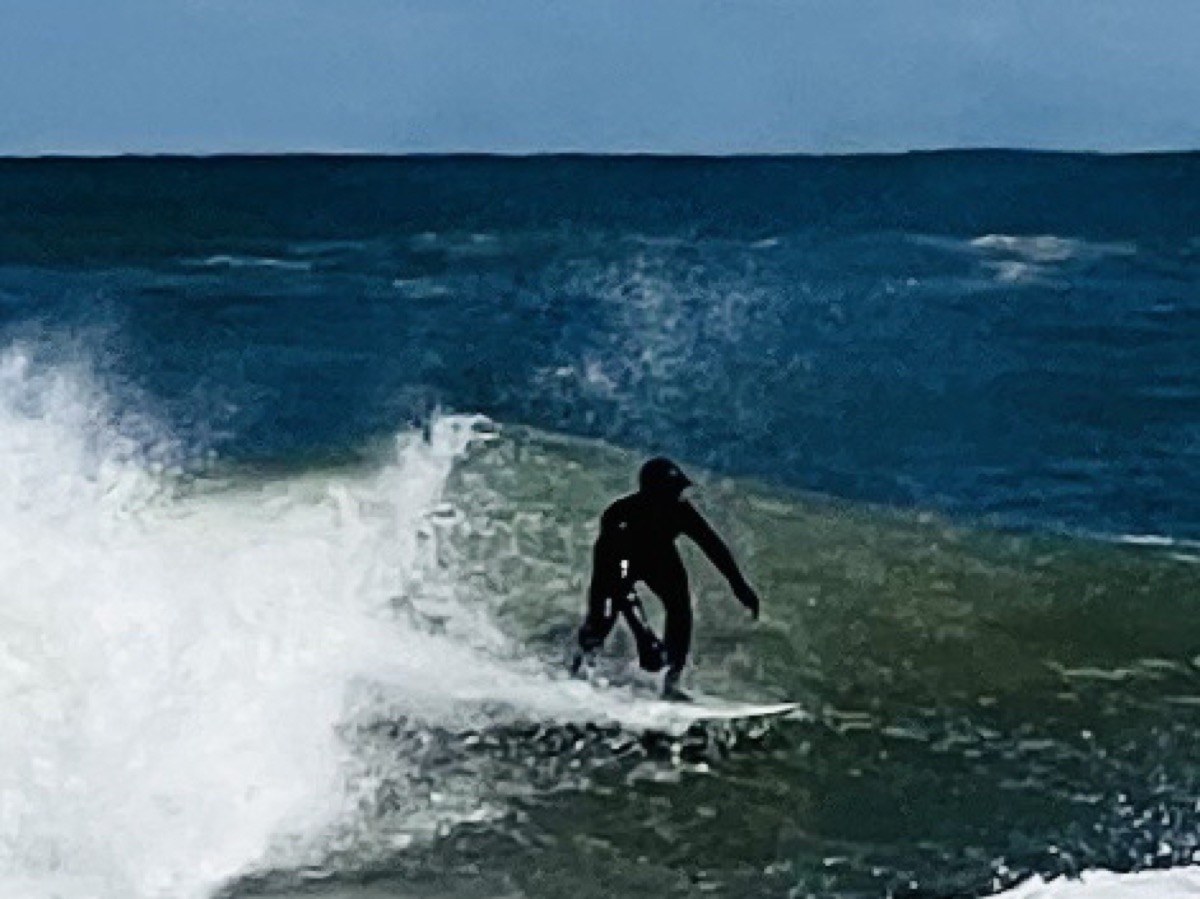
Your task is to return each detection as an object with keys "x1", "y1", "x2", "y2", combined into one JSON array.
[
  {"x1": 1116, "y1": 533, "x2": 1200, "y2": 551},
  {"x1": 0, "y1": 345, "x2": 518, "y2": 899},
  {"x1": 184, "y1": 255, "x2": 313, "y2": 271},
  {"x1": 997, "y1": 866, "x2": 1200, "y2": 898},
  {"x1": 987, "y1": 259, "x2": 1043, "y2": 284},
  {"x1": 0, "y1": 343, "x2": 849, "y2": 898},
  {"x1": 968, "y1": 233, "x2": 1138, "y2": 284},
  {"x1": 971, "y1": 234, "x2": 1086, "y2": 264}
]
